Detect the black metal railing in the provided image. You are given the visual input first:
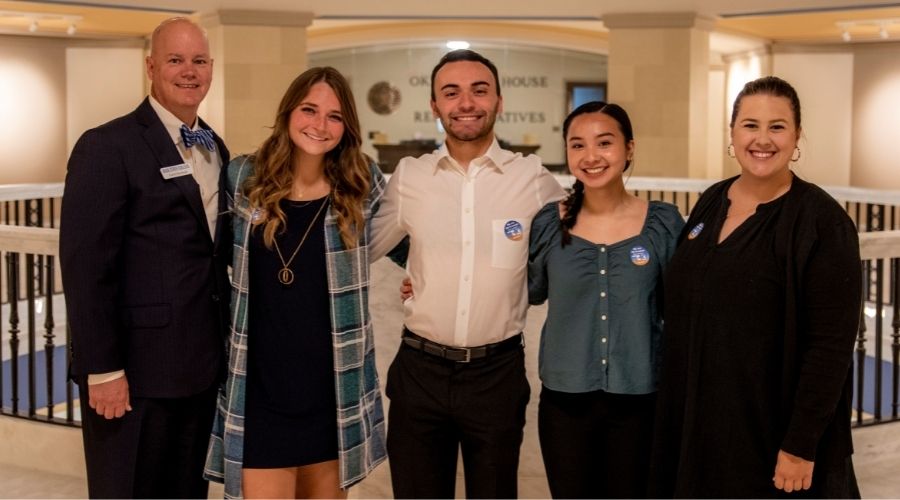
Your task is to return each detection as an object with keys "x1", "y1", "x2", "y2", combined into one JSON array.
[
  {"x1": 1, "y1": 181, "x2": 898, "y2": 430},
  {"x1": 0, "y1": 224, "x2": 74, "y2": 426},
  {"x1": 0, "y1": 184, "x2": 64, "y2": 304},
  {"x1": 0, "y1": 184, "x2": 73, "y2": 426},
  {"x1": 855, "y1": 231, "x2": 900, "y2": 426}
]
